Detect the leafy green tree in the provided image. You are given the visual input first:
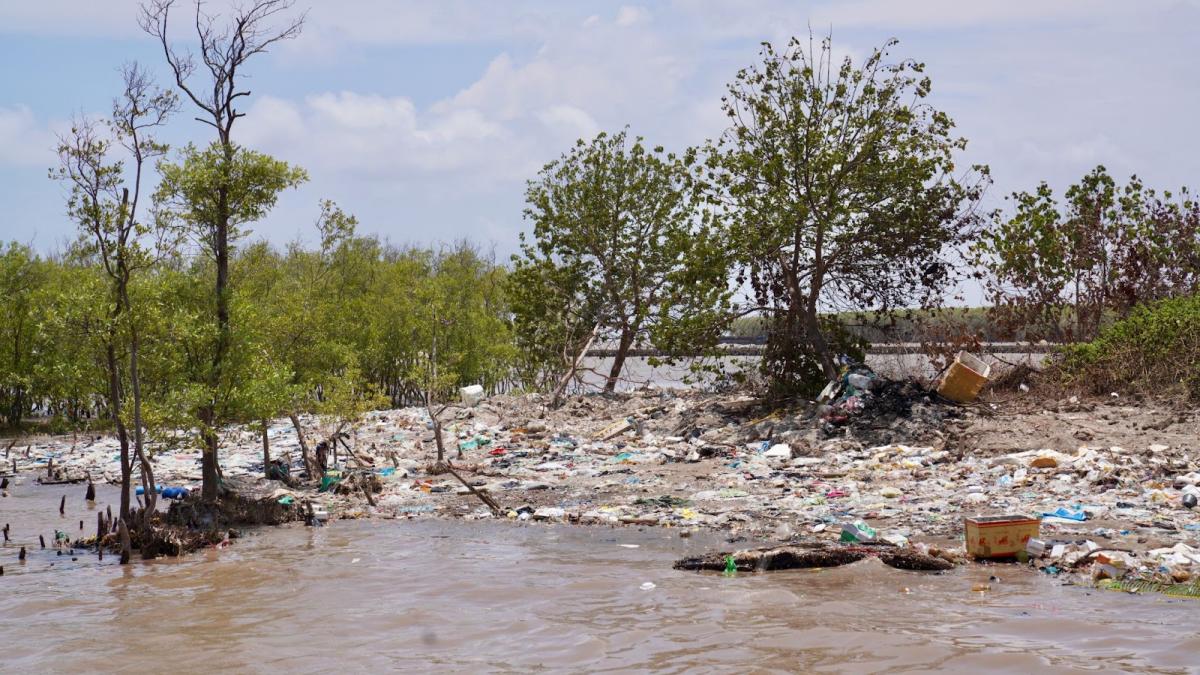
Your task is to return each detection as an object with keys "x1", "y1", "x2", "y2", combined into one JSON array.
[
  {"x1": 142, "y1": 0, "x2": 306, "y2": 501},
  {"x1": 978, "y1": 165, "x2": 1200, "y2": 341},
  {"x1": 154, "y1": 143, "x2": 306, "y2": 498},
  {"x1": 514, "y1": 128, "x2": 729, "y2": 396},
  {"x1": 0, "y1": 243, "x2": 46, "y2": 427},
  {"x1": 507, "y1": 257, "x2": 598, "y2": 398},
  {"x1": 708, "y1": 35, "x2": 987, "y2": 394},
  {"x1": 30, "y1": 261, "x2": 108, "y2": 427},
  {"x1": 52, "y1": 64, "x2": 175, "y2": 522},
  {"x1": 241, "y1": 202, "x2": 376, "y2": 478}
]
